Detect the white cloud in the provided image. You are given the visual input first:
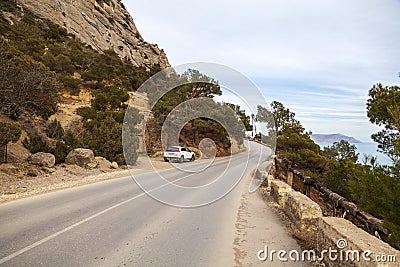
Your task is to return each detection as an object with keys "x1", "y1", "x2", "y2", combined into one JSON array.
[
  {"x1": 127, "y1": 0, "x2": 400, "y2": 84},
  {"x1": 124, "y1": 0, "x2": 399, "y2": 142}
]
